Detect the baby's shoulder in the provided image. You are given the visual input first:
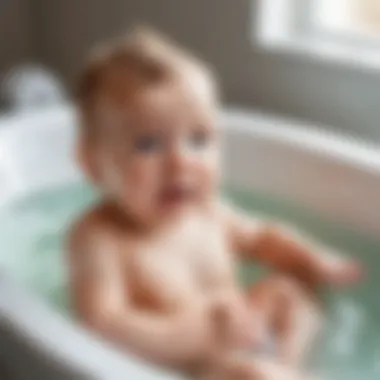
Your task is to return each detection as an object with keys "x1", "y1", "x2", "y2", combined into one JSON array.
[{"x1": 66, "y1": 203, "x2": 123, "y2": 259}]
